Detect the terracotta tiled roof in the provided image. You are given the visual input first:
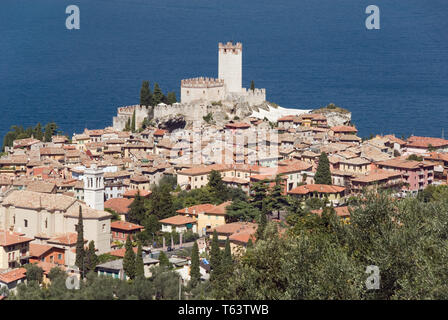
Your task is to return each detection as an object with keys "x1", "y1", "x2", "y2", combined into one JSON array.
[
  {"x1": 406, "y1": 136, "x2": 448, "y2": 148},
  {"x1": 48, "y1": 233, "x2": 85, "y2": 246},
  {"x1": 376, "y1": 158, "x2": 435, "y2": 170},
  {"x1": 225, "y1": 122, "x2": 251, "y2": 129},
  {"x1": 178, "y1": 164, "x2": 231, "y2": 176},
  {"x1": 154, "y1": 129, "x2": 167, "y2": 136},
  {"x1": 222, "y1": 177, "x2": 249, "y2": 184},
  {"x1": 159, "y1": 215, "x2": 197, "y2": 226},
  {"x1": 104, "y1": 198, "x2": 133, "y2": 214},
  {"x1": 384, "y1": 135, "x2": 406, "y2": 146},
  {"x1": 123, "y1": 189, "x2": 151, "y2": 198},
  {"x1": 36, "y1": 261, "x2": 66, "y2": 275},
  {"x1": 0, "y1": 268, "x2": 26, "y2": 284},
  {"x1": 110, "y1": 247, "x2": 138, "y2": 258},
  {"x1": 29, "y1": 243, "x2": 54, "y2": 258},
  {"x1": 288, "y1": 184, "x2": 345, "y2": 195},
  {"x1": 2, "y1": 190, "x2": 76, "y2": 211},
  {"x1": 26, "y1": 181, "x2": 56, "y2": 193},
  {"x1": 0, "y1": 230, "x2": 33, "y2": 246},
  {"x1": 111, "y1": 220, "x2": 143, "y2": 231},
  {"x1": 130, "y1": 175, "x2": 149, "y2": 183},
  {"x1": 331, "y1": 125, "x2": 358, "y2": 133},
  {"x1": 177, "y1": 204, "x2": 216, "y2": 216},
  {"x1": 311, "y1": 206, "x2": 350, "y2": 217},
  {"x1": 210, "y1": 222, "x2": 257, "y2": 236},
  {"x1": 204, "y1": 201, "x2": 231, "y2": 215},
  {"x1": 351, "y1": 169, "x2": 402, "y2": 183}
]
